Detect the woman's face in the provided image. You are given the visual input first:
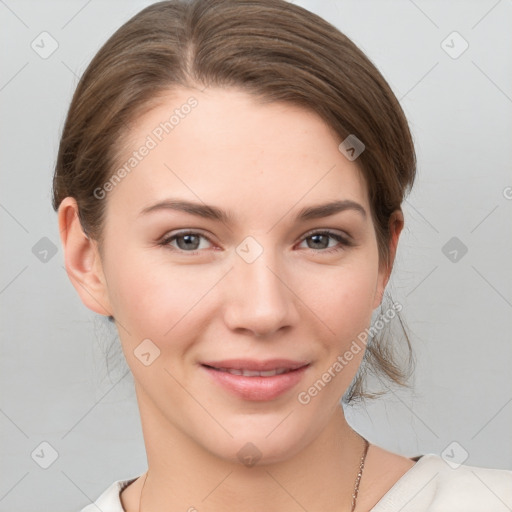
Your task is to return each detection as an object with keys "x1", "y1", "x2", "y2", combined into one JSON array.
[{"x1": 86, "y1": 87, "x2": 396, "y2": 463}]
